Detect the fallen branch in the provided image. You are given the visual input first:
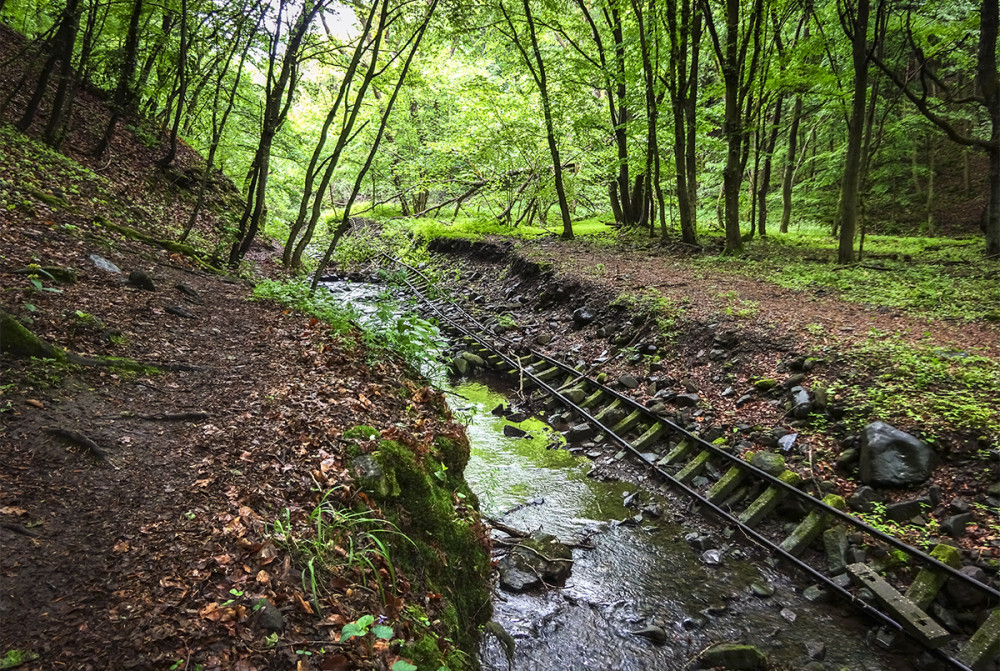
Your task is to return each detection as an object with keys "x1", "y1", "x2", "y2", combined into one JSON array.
[
  {"x1": 47, "y1": 428, "x2": 110, "y2": 462},
  {"x1": 0, "y1": 522, "x2": 40, "y2": 538},
  {"x1": 486, "y1": 516, "x2": 529, "y2": 538},
  {"x1": 138, "y1": 411, "x2": 211, "y2": 421}
]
